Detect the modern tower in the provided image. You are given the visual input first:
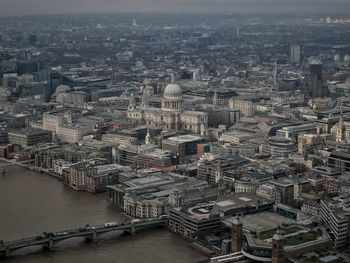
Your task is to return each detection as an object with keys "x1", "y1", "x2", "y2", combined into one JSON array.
[
  {"x1": 290, "y1": 45, "x2": 301, "y2": 64},
  {"x1": 305, "y1": 61, "x2": 329, "y2": 98},
  {"x1": 274, "y1": 60, "x2": 278, "y2": 86}
]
